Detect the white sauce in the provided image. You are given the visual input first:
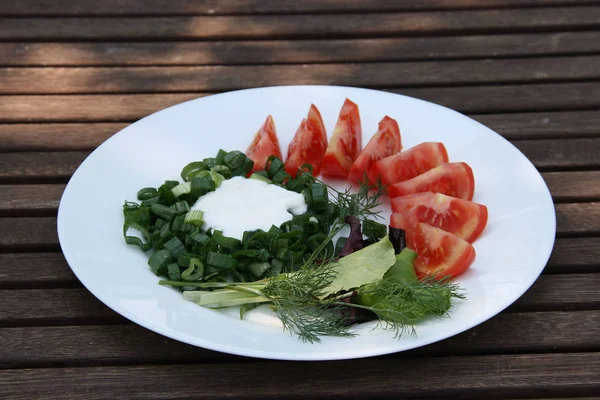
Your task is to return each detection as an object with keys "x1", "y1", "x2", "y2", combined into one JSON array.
[{"x1": 190, "y1": 176, "x2": 307, "y2": 240}]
